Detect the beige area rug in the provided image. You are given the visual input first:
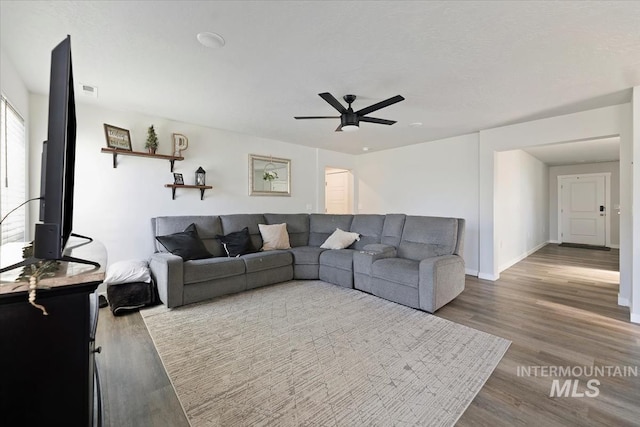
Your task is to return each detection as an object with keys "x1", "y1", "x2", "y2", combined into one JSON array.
[{"x1": 142, "y1": 281, "x2": 510, "y2": 427}]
